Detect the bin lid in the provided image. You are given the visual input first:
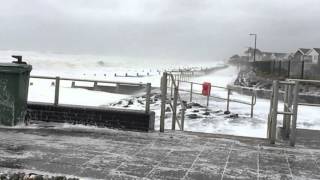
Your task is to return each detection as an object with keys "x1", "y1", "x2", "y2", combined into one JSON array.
[{"x1": 0, "y1": 63, "x2": 32, "y2": 74}]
